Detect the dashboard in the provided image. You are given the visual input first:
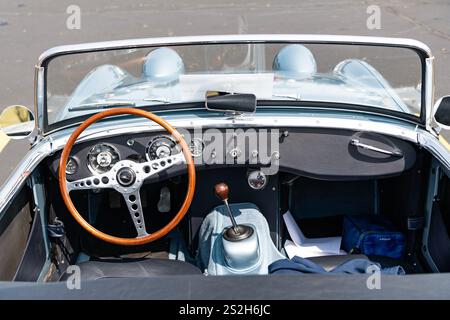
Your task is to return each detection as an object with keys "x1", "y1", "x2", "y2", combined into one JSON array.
[{"x1": 49, "y1": 127, "x2": 418, "y2": 183}]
